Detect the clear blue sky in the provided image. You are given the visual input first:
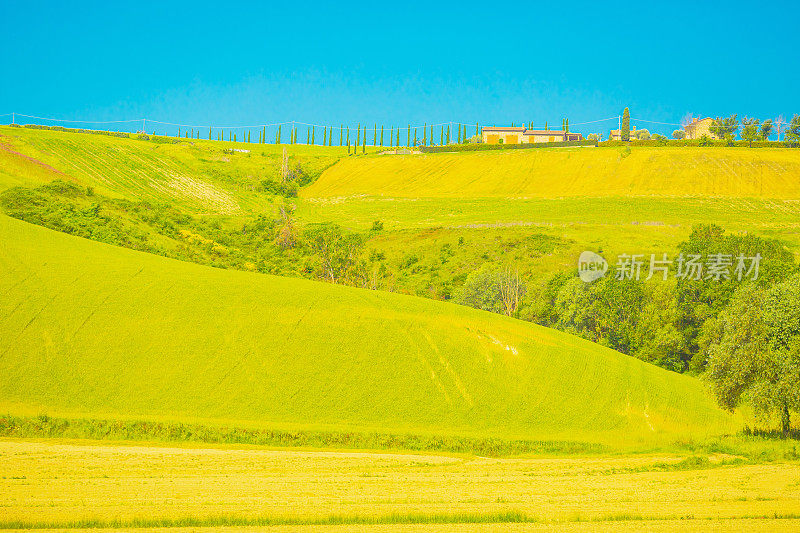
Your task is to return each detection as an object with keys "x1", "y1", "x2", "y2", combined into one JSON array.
[{"x1": 1, "y1": 0, "x2": 798, "y2": 137}]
